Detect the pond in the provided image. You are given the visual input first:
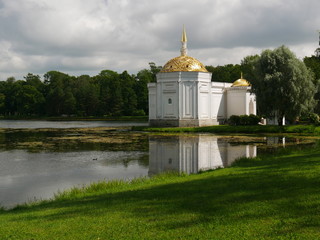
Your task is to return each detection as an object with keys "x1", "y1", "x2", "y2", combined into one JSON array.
[
  {"x1": 0, "y1": 120, "x2": 148, "y2": 129},
  {"x1": 0, "y1": 122, "x2": 317, "y2": 209}
]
